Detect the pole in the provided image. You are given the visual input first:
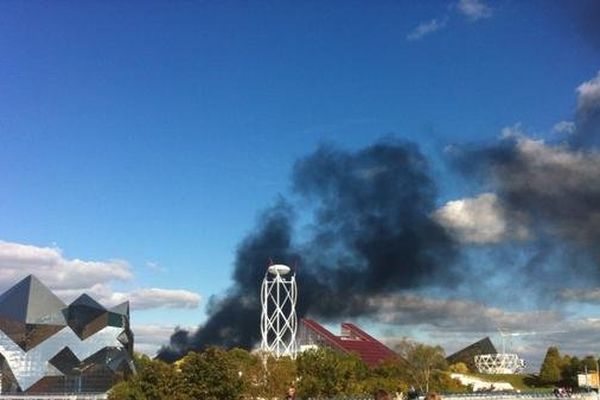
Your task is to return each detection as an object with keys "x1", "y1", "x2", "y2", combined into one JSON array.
[{"x1": 596, "y1": 358, "x2": 600, "y2": 400}]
